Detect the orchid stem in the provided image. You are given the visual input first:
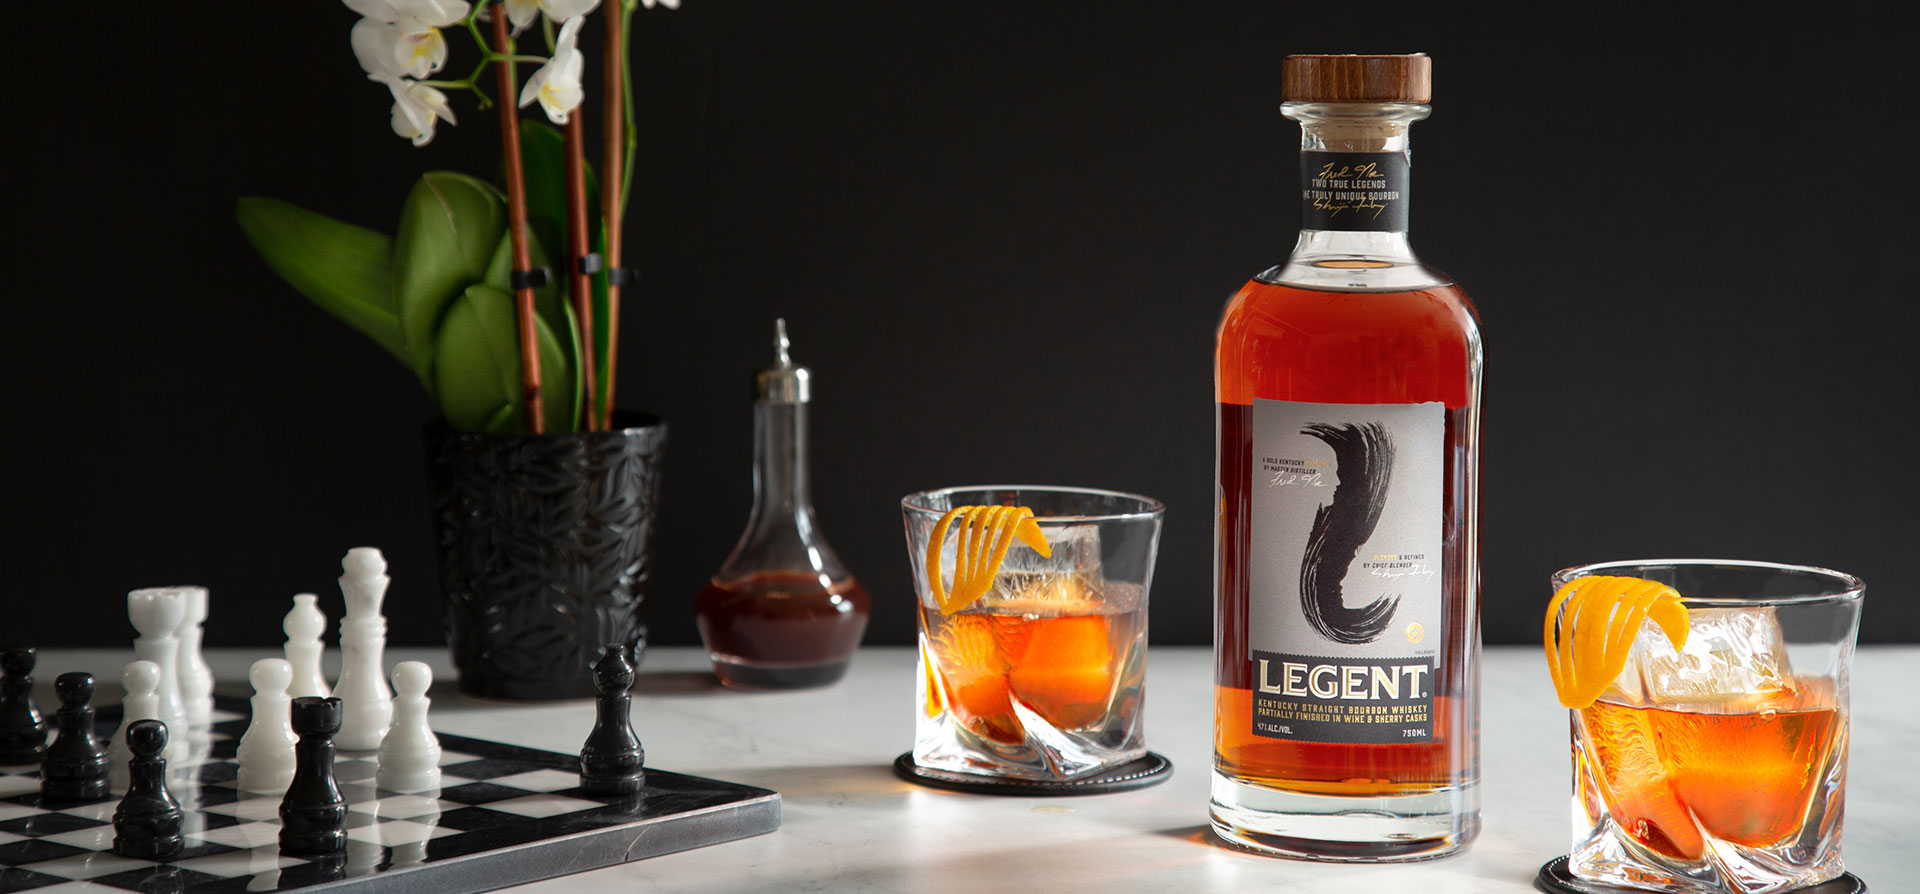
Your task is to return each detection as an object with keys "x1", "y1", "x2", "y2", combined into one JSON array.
[
  {"x1": 601, "y1": 0, "x2": 632, "y2": 429},
  {"x1": 487, "y1": 1, "x2": 546, "y2": 434}
]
